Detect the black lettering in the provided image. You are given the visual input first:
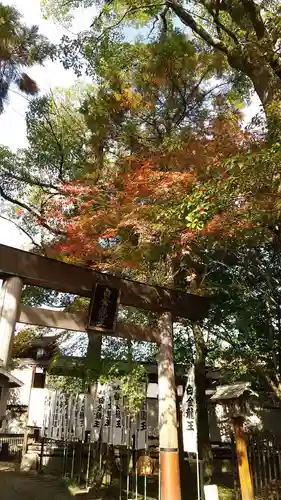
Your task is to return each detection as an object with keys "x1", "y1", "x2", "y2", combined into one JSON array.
[
  {"x1": 187, "y1": 421, "x2": 194, "y2": 431},
  {"x1": 187, "y1": 396, "x2": 194, "y2": 407},
  {"x1": 185, "y1": 408, "x2": 194, "y2": 419},
  {"x1": 186, "y1": 385, "x2": 193, "y2": 395}
]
